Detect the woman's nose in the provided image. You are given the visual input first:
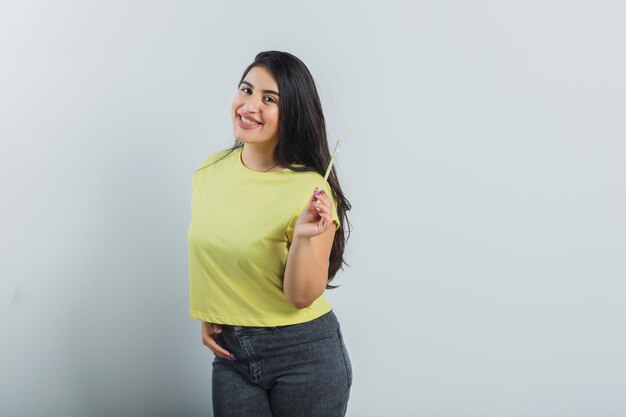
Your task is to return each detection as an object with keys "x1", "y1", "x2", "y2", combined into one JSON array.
[{"x1": 244, "y1": 94, "x2": 263, "y2": 112}]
